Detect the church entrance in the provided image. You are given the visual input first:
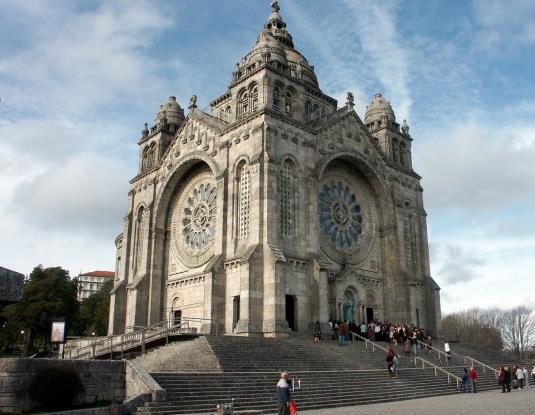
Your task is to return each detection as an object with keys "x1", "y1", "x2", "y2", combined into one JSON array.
[
  {"x1": 233, "y1": 296, "x2": 240, "y2": 331},
  {"x1": 173, "y1": 310, "x2": 182, "y2": 326},
  {"x1": 366, "y1": 307, "x2": 374, "y2": 323},
  {"x1": 285, "y1": 295, "x2": 297, "y2": 331}
]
